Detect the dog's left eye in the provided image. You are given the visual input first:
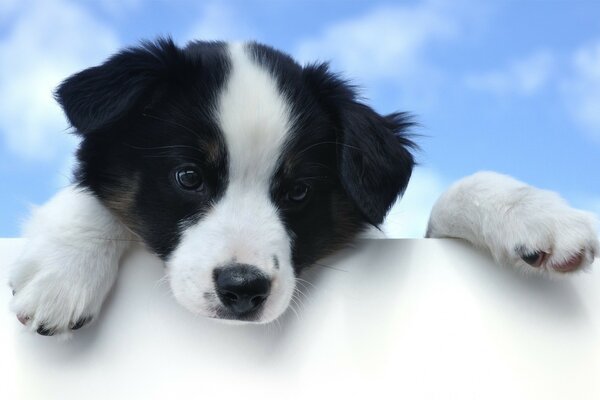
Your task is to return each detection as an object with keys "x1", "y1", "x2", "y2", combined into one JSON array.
[
  {"x1": 175, "y1": 167, "x2": 204, "y2": 191},
  {"x1": 287, "y1": 181, "x2": 311, "y2": 203}
]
